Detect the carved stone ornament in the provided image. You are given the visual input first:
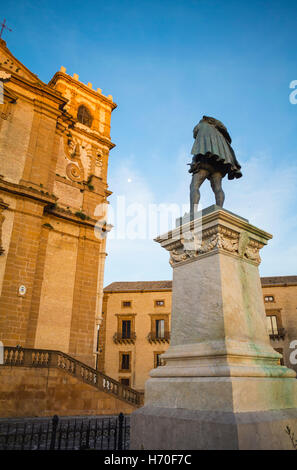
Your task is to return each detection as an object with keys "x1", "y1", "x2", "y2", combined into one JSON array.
[
  {"x1": 64, "y1": 134, "x2": 84, "y2": 182},
  {"x1": 168, "y1": 225, "x2": 263, "y2": 267},
  {"x1": 95, "y1": 152, "x2": 103, "y2": 174},
  {"x1": 0, "y1": 71, "x2": 11, "y2": 80}
]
